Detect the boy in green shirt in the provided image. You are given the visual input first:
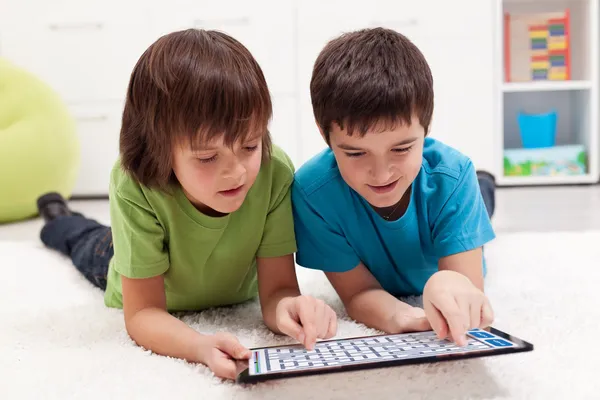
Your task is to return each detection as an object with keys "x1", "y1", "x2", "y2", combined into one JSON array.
[{"x1": 36, "y1": 29, "x2": 337, "y2": 380}]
